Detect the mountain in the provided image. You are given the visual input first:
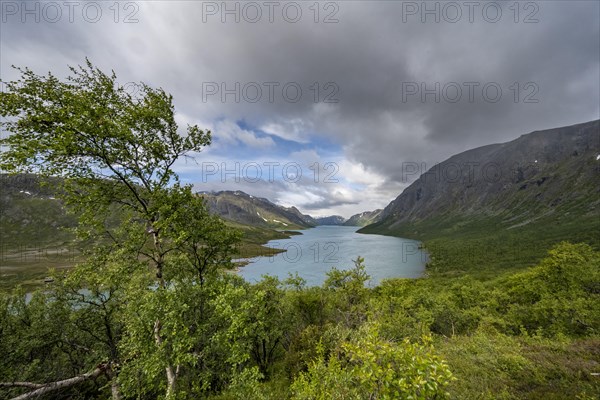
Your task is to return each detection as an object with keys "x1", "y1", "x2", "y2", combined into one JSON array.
[
  {"x1": 0, "y1": 178, "x2": 310, "y2": 288},
  {"x1": 360, "y1": 120, "x2": 600, "y2": 244},
  {"x1": 0, "y1": 174, "x2": 76, "y2": 246},
  {"x1": 0, "y1": 174, "x2": 81, "y2": 289},
  {"x1": 282, "y1": 206, "x2": 318, "y2": 226},
  {"x1": 314, "y1": 215, "x2": 347, "y2": 225},
  {"x1": 199, "y1": 190, "x2": 315, "y2": 230},
  {"x1": 0, "y1": 178, "x2": 314, "y2": 248},
  {"x1": 343, "y1": 209, "x2": 383, "y2": 226}
]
